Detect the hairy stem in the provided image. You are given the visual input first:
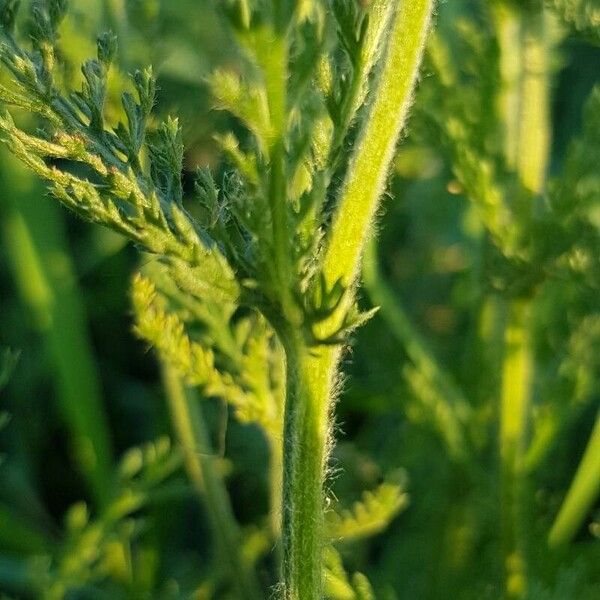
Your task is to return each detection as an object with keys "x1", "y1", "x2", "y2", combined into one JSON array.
[
  {"x1": 269, "y1": 435, "x2": 284, "y2": 540},
  {"x1": 321, "y1": 0, "x2": 435, "y2": 295},
  {"x1": 281, "y1": 334, "x2": 340, "y2": 600},
  {"x1": 280, "y1": 2, "x2": 434, "y2": 597},
  {"x1": 265, "y1": 35, "x2": 297, "y2": 321},
  {"x1": 161, "y1": 365, "x2": 262, "y2": 600},
  {"x1": 549, "y1": 410, "x2": 600, "y2": 547}
]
